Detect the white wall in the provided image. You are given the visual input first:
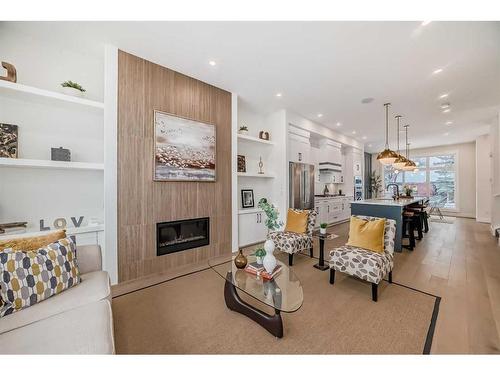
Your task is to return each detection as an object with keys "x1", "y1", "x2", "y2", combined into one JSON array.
[
  {"x1": 475, "y1": 134, "x2": 492, "y2": 223},
  {"x1": 372, "y1": 141, "x2": 477, "y2": 218},
  {"x1": 490, "y1": 111, "x2": 500, "y2": 232},
  {"x1": 0, "y1": 28, "x2": 104, "y2": 231}
]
